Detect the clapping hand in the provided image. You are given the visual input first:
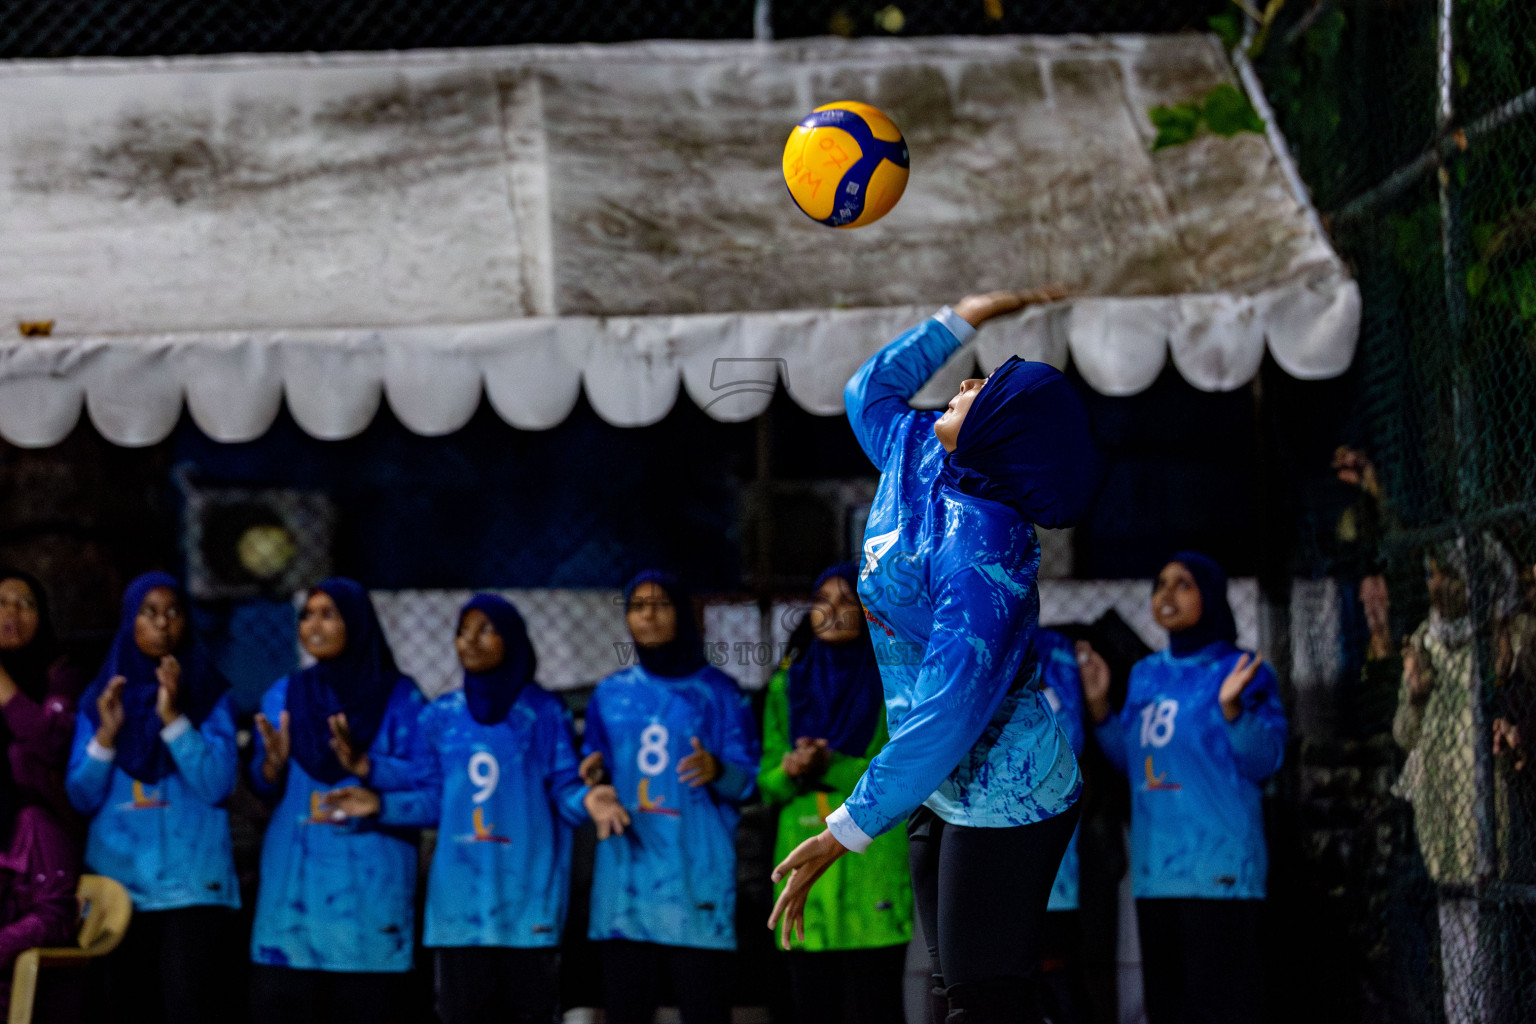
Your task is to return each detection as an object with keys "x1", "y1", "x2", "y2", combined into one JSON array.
[
  {"x1": 94, "y1": 676, "x2": 128, "y2": 749},
  {"x1": 255, "y1": 711, "x2": 291, "y2": 785},
  {"x1": 1219, "y1": 653, "x2": 1265, "y2": 722},
  {"x1": 584, "y1": 785, "x2": 631, "y2": 840},
  {"x1": 782, "y1": 737, "x2": 831, "y2": 781},
  {"x1": 677, "y1": 737, "x2": 720, "y2": 788},
  {"x1": 154, "y1": 656, "x2": 182, "y2": 726},
  {"x1": 321, "y1": 785, "x2": 380, "y2": 821},
  {"x1": 579, "y1": 751, "x2": 608, "y2": 787},
  {"x1": 328, "y1": 712, "x2": 372, "y2": 779},
  {"x1": 1078, "y1": 642, "x2": 1112, "y2": 724},
  {"x1": 1494, "y1": 718, "x2": 1526, "y2": 772}
]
